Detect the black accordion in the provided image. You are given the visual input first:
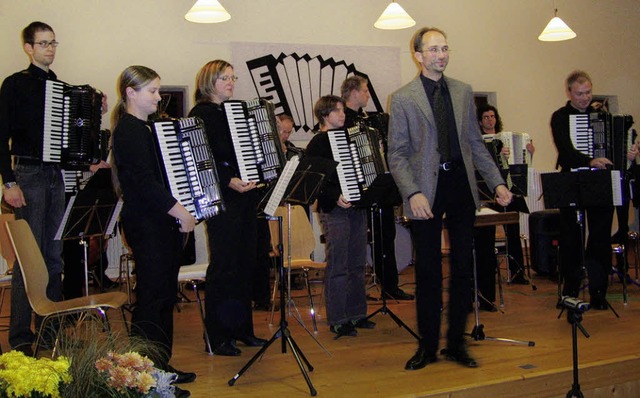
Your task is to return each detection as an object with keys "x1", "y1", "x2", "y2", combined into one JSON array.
[
  {"x1": 150, "y1": 117, "x2": 225, "y2": 222},
  {"x1": 327, "y1": 124, "x2": 391, "y2": 206},
  {"x1": 43, "y1": 80, "x2": 105, "y2": 168},
  {"x1": 221, "y1": 98, "x2": 286, "y2": 187},
  {"x1": 570, "y1": 112, "x2": 635, "y2": 171}
]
